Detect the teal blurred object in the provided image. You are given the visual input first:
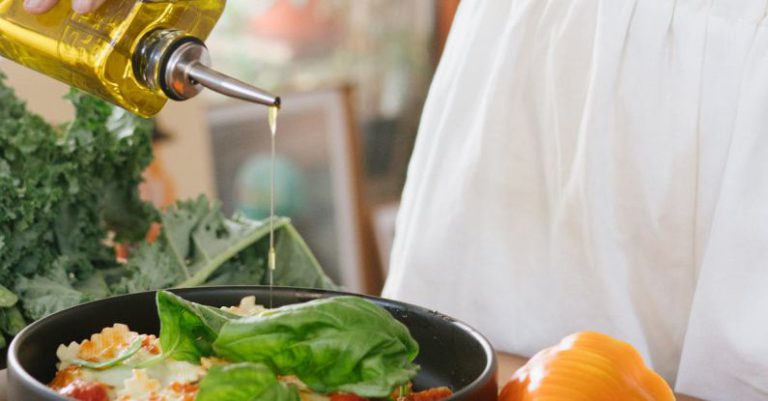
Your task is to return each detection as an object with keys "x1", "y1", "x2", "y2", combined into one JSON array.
[{"x1": 235, "y1": 154, "x2": 305, "y2": 219}]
